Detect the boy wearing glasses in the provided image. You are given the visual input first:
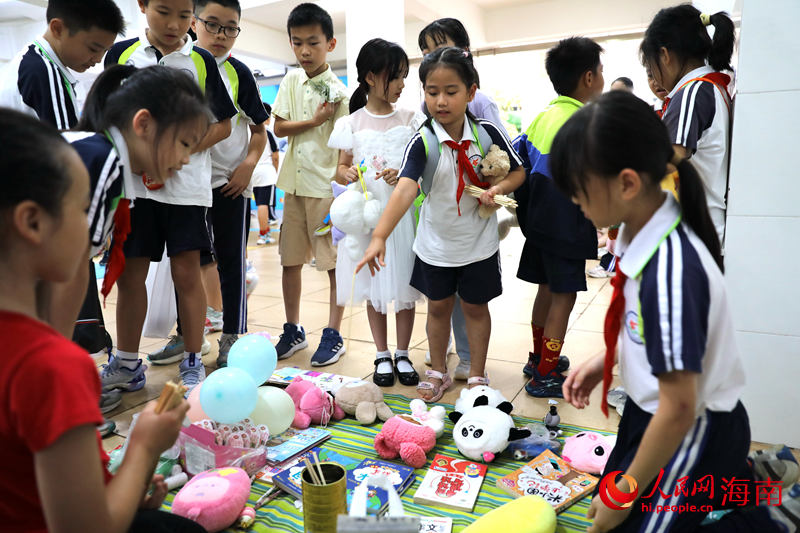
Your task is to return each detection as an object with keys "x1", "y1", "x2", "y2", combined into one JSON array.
[{"x1": 189, "y1": 0, "x2": 269, "y2": 366}]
